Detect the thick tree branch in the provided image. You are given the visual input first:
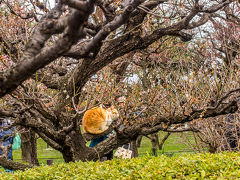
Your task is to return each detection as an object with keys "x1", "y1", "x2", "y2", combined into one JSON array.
[
  {"x1": 34, "y1": 65, "x2": 68, "y2": 89},
  {"x1": 33, "y1": 70, "x2": 62, "y2": 89},
  {"x1": 37, "y1": 131, "x2": 63, "y2": 151},
  {"x1": 32, "y1": 100, "x2": 58, "y2": 124},
  {"x1": 0, "y1": 109, "x2": 15, "y2": 118},
  {"x1": 0, "y1": 5, "x2": 94, "y2": 98},
  {"x1": 81, "y1": 0, "x2": 145, "y2": 57},
  {"x1": 61, "y1": 0, "x2": 92, "y2": 12},
  {"x1": 15, "y1": 114, "x2": 65, "y2": 144},
  {"x1": 0, "y1": 157, "x2": 33, "y2": 171},
  {"x1": 88, "y1": 134, "x2": 130, "y2": 161},
  {"x1": 63, "y1": 0, "x2": 165, "y2": 59}
]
